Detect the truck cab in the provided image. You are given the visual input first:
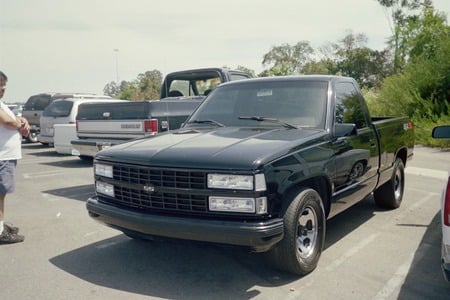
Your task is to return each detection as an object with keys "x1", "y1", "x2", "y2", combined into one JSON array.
[{"x1": 160, "y1": 68, "x2": 251, "y2": 98}]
